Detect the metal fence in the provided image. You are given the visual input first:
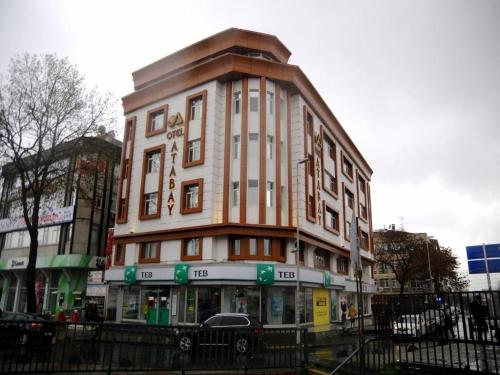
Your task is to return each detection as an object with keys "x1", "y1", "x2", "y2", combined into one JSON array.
[
  {"x1": 332, "y1": 290, "x2": 500, "y2": 374},
  {"x1": 0, "y1": 321, "x2": 307, "y2": 374}
]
